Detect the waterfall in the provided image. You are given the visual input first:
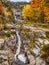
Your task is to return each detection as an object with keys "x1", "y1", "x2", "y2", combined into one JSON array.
[
  {"x1": 14, "y1": 31, "x2": 21, "y2": 61},
  {"x1": 14, "y1": 31, "x2": 29, "y2": 64}
]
